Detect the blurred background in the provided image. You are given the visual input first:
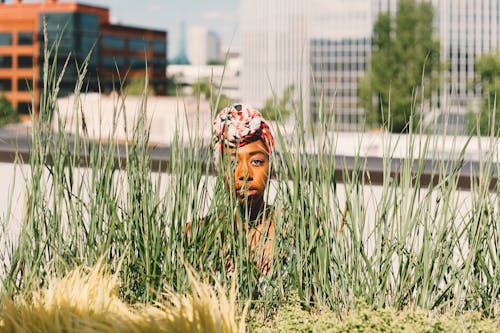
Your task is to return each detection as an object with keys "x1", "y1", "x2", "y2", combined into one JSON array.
[{"x1": 0, "y1": 0, "x2": 499, "y2": 138}]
